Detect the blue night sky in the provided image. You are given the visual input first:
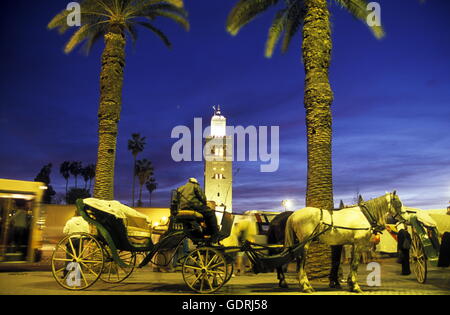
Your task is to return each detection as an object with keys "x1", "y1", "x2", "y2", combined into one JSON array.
[{"x1": 0, "y1": 0, "x2": 449, "y2": 212}]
